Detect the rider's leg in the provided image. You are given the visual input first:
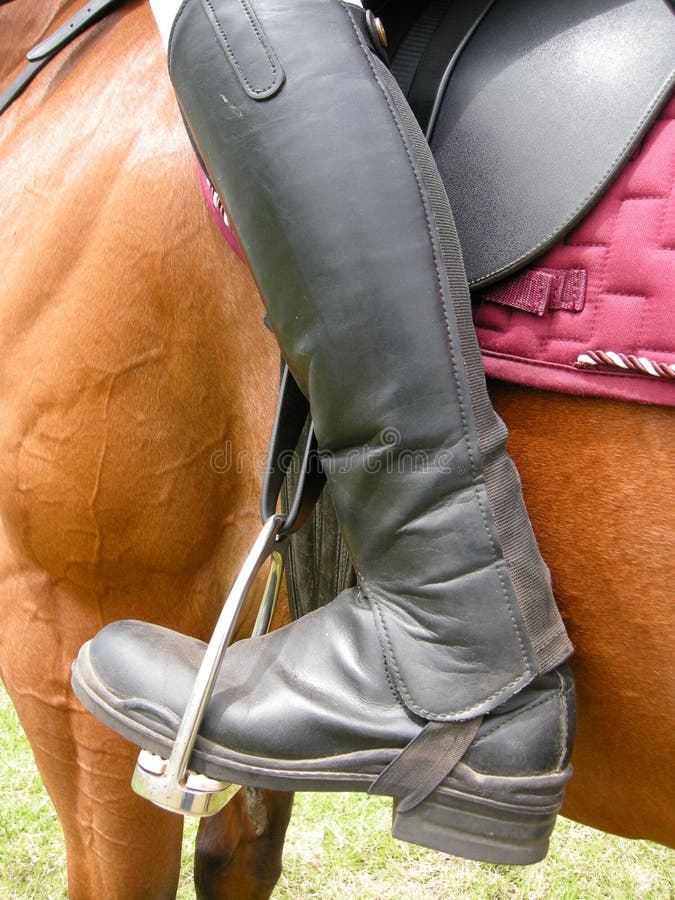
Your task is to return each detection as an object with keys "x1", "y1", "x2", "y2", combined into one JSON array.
[{"x1": 73, "y1": 0, "x2": 575, "y2": 864}]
